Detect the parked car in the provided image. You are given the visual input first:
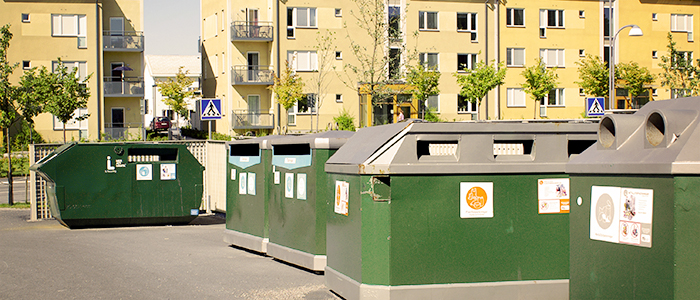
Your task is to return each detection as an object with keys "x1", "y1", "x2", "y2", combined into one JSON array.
[{"x1": 150, "y1": 116, "x2": 171, "y2": 132}]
